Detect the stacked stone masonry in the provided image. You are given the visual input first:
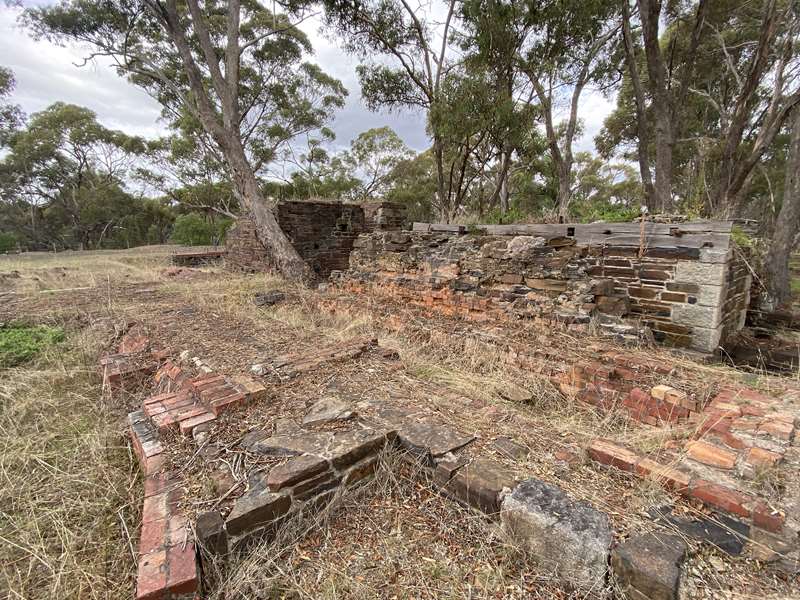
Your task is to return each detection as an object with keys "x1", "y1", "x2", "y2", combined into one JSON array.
[
  {"x1": 334, "y1": 221, "x2": 750, "y2": 352},
  {"x1": 225, "y1": 200, "x2": 405, "y2": 278}
]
